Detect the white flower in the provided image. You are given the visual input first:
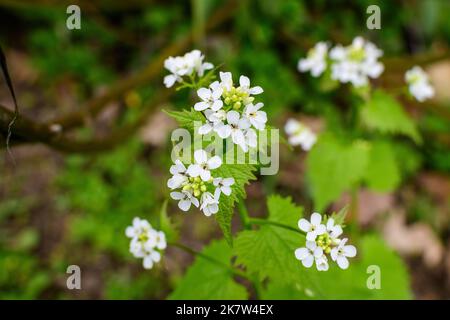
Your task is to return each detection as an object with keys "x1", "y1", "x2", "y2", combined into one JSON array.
[
  {"x1": 216, "y1": 111, "x2": 250, "y2": 150},
  {"x1": 163, "y1": 50, "x2": 213, "y2": 88},
  {"x1": 186, "y1": 149, "x2": 222, "y2": 181},
  {"x1": 284, "y1": 118, "x2": 317, "y2": 151},
  {"x1": 184, "y1": 49, "x2": 213, "y2": 77},
  {"x1": 405, "y1": 66, "x2": 434, "y2": 102},
  {"x1": 238, "y1": 75, "x2": 263, "y2": 95},
  {"x1": 170, "y1": 190, "x2": 200, "y2": 211},
  {"x1": 143, "y1": 250, "x2": 161, "y2": 269},
  {"x1": 295, "y1": 241, "x2": 323, "y2": 268},
  {"x1": 125, "y1": 217, "x2": 151, "y2": 239},
  {"x1": 298, "y1": 41, "x2": 328, "y2": 77},
  {"x1": 243, "y1": 103, "x2": 267, "y2": 130},
  {"x1": 298, "y1": 212, "x2": 326, "y2": 241},
  {"x1": 329, "y1": 37, "x2": 384, "y2": 87},
  {"x1": 326, "y1": 218, "x2": 343, "y2": 243},
  {"x1": 213, "y1": 177, "x2": 235, "y2": 198},
  {"x1": 315, "y1": 254, "x2": 329, "y2": 271},
  {"x1": 198, "y1": 109, "x2": 227, "y2": 135},
  {"x1": 194, "y1": 82, "x2": 223, "y2": 111},
  {"x1": 330, "y1": 238, "x2": 357, "y2": 270},
  {"x1": 200, "y1": 192, "x2": 219, "y2": 216},
  {"x1": 167, "y1": 160, "x2": 189, "y2": 189},
  {"x1": 245, "y1": 129, "x2": 258, "y2": 149},
  {"x1": 125, "y1": 217, "x2": 166, "y2": 270}
]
